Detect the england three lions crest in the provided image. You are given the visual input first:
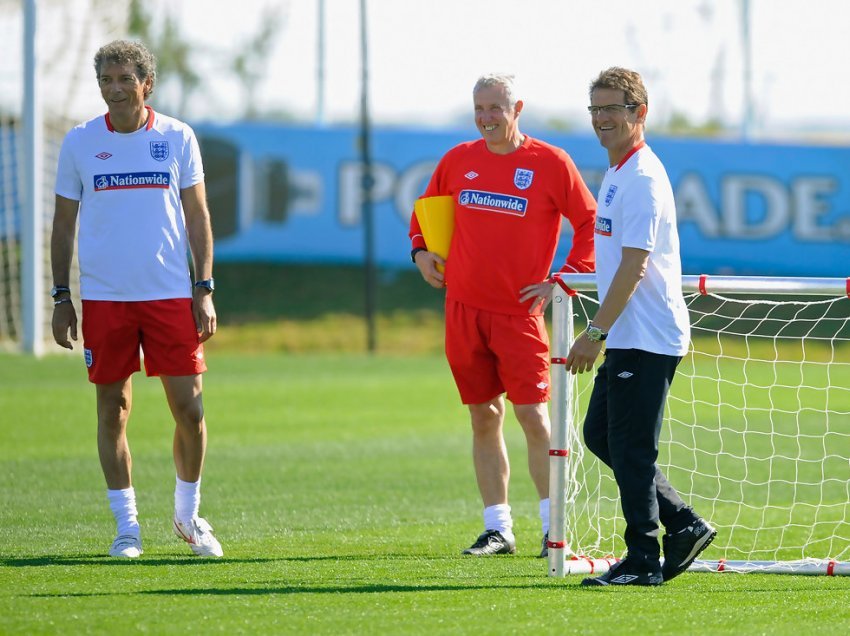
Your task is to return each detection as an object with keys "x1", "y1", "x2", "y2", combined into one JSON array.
[
  {"x1": 514, "y1": 168, "x2": 534, "y2": 190},
  {"x1": 150, "y1": 141, "x2": 169, "y2": 162}
]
